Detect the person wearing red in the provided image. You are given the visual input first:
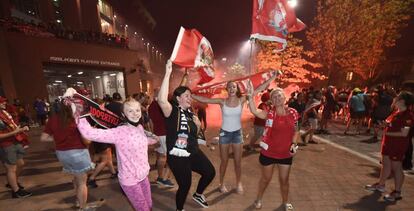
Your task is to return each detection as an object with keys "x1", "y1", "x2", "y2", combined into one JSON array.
[
  {"x1": 247, "y1": 87, "x2": 300, "y2": 211},
  {"x1": 0, "y1": 96, "x2": 31, "y2": 198},
  {"x1": 41, "y1": 100, "x2": 95, "y2": 210},
  {"x1": 148, "y1": 88, "x2": 174, "y2": 187},
  {"x1": 365, "y1": 91, "x2": 414, "y2": 201}
]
